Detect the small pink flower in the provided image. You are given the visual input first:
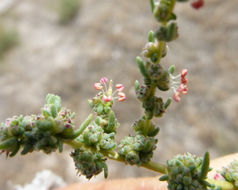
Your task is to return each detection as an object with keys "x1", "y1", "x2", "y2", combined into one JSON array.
[
  {"x1": 94, "y1": 83, "x2": 103, "y2": 90},
  {"x1": 170, "y1": 68, "x2": 189, "y2": 102},
  {"x1": 118, "y1": 92, "x2": 126, "y2": 97},
  {"x1": 173, "y1": 92, "x2": 181, "y2": 102},
  {"x1": 214, "y1": 173, "x2": 224, "y2": 180},
  {"x1": 181, "y1": 69, "x2": 188, "y2": 78},
  {"x1": 191, "y1": 0, "x2": 204, "y2": 10},
  {"x1": 100, "y1": 77, "x2": 108, "y2": 84},
  {"x1": 103, "y1": 95, "x2": 112, "y2": 102}
]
